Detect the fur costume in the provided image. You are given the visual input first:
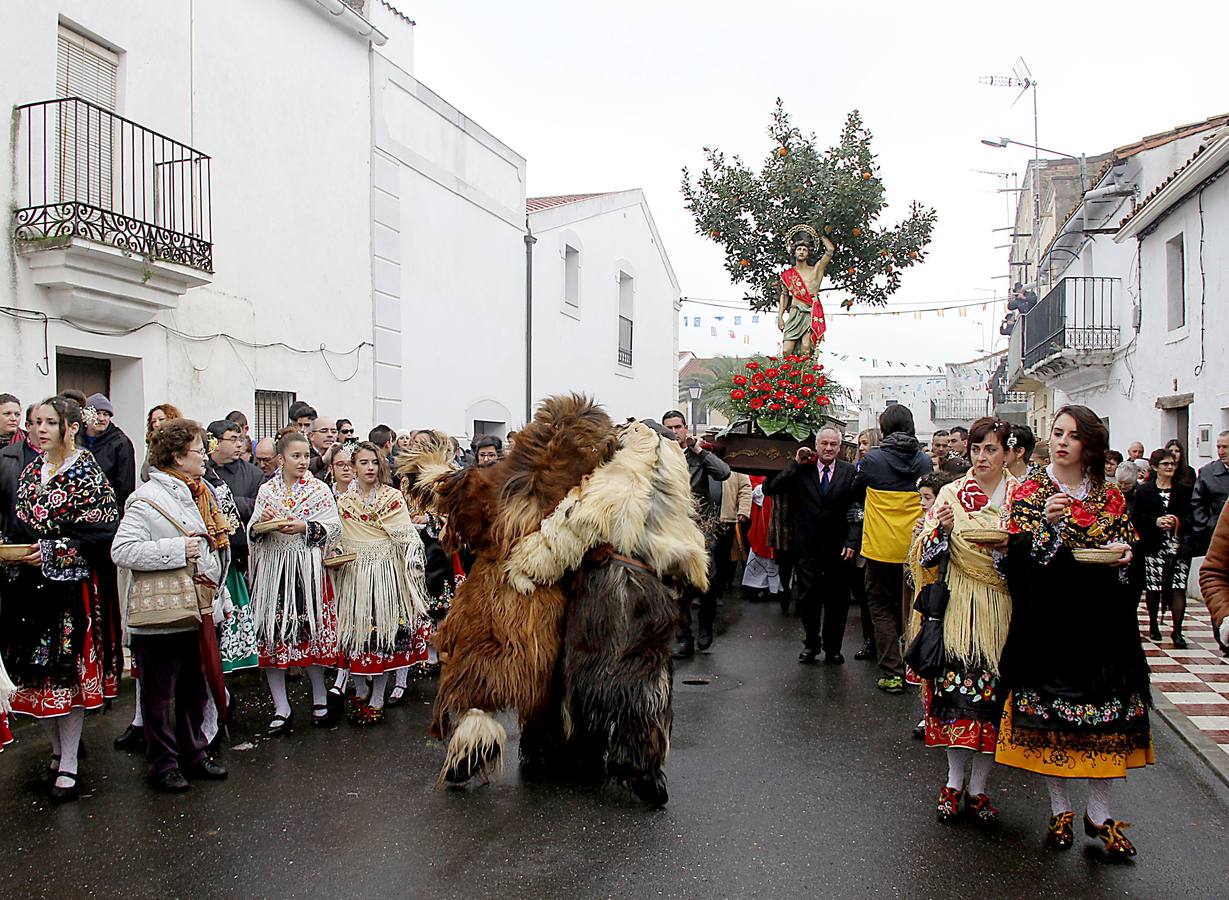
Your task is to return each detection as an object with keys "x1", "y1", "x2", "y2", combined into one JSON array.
[
  {"x1": 400, "y1": 395, "x2": 618, "y2": 784},
  {"x1": 505, "y1": 421, "x2": 708, "y2": 805}
]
